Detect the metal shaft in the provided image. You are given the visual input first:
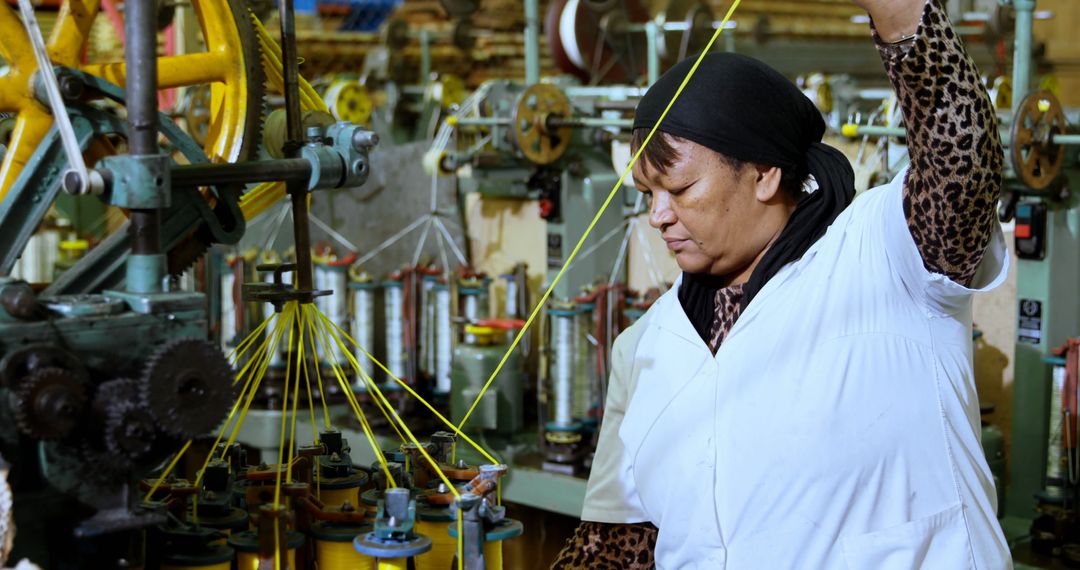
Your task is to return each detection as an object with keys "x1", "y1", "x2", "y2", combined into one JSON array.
[
  {"x1": 524, "y1": 0, "x2": 540, "y2": 86},
  {"x1": 1012, "y1": 0, "x2": 1035, "y2": 116},
  {"x1": 126, "y1": 0, "x2": 161, "y2": 257},
  {"x1": 279, "y1": 0, "x2": 314, "y2": 292},
  {"x1": 170, "y1": 159, "x2": 312, "y2": 187}
]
